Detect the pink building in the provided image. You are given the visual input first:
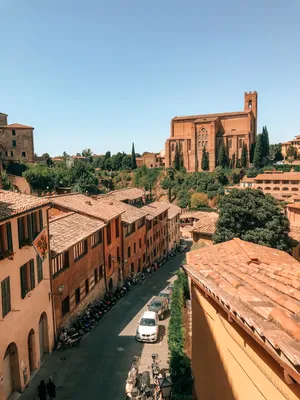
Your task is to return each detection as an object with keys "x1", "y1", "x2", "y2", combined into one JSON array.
[{"x1": 0, "y1": 190, "x2": 54, "y2": 399}]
